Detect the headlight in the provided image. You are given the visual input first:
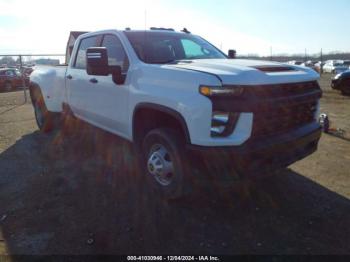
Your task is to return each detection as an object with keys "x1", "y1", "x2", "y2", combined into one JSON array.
[
  {"x1": 334, "y1": 73, "x2": 342, "y2": 79},
  {"x1": 199, "y1": 85, "x2": 244, "y2": 97}
]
